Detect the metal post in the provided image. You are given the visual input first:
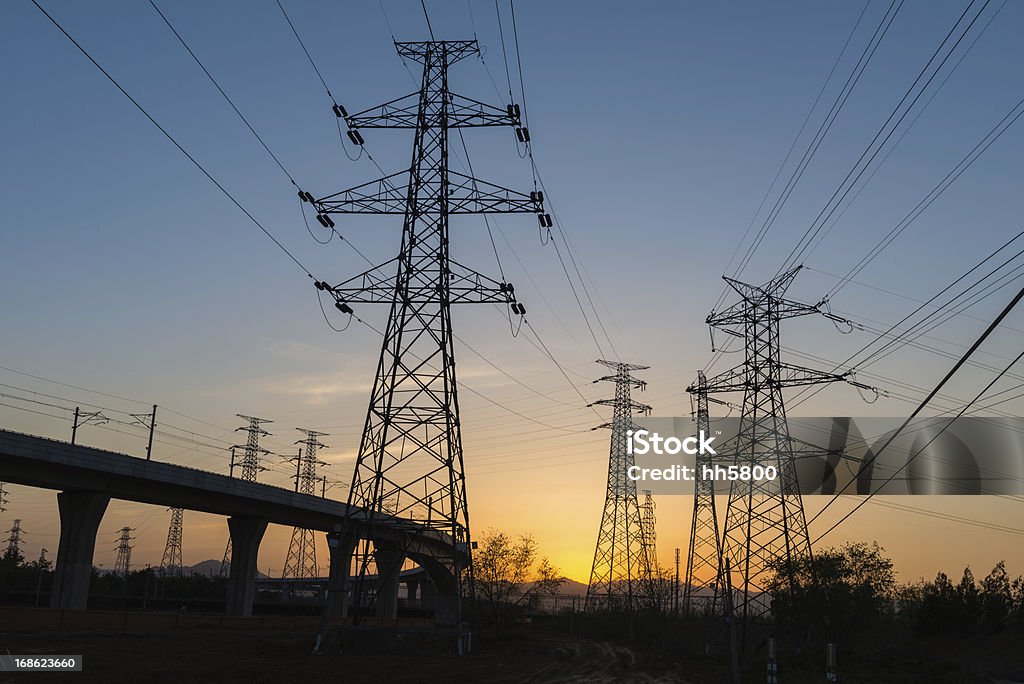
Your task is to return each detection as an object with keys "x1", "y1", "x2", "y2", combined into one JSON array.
[
  {"x1": 827, "y1": 643, "x2": 838, "y2": 682},
  {"x1": 674, "y1": 547, "x2": 680, "y2": 616},
  {"x1": 146, "y1": 404, "x2": 157, "y2": 460},
  {"x1": 725, "y1": 558, "x2": 740, "y2": 684},
  {"x1": 71, "y1": 406, "x2": 80, "y2": 445},
  {"x1": 767, "y1": 637, "x2": 778, "y2": 684}
]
